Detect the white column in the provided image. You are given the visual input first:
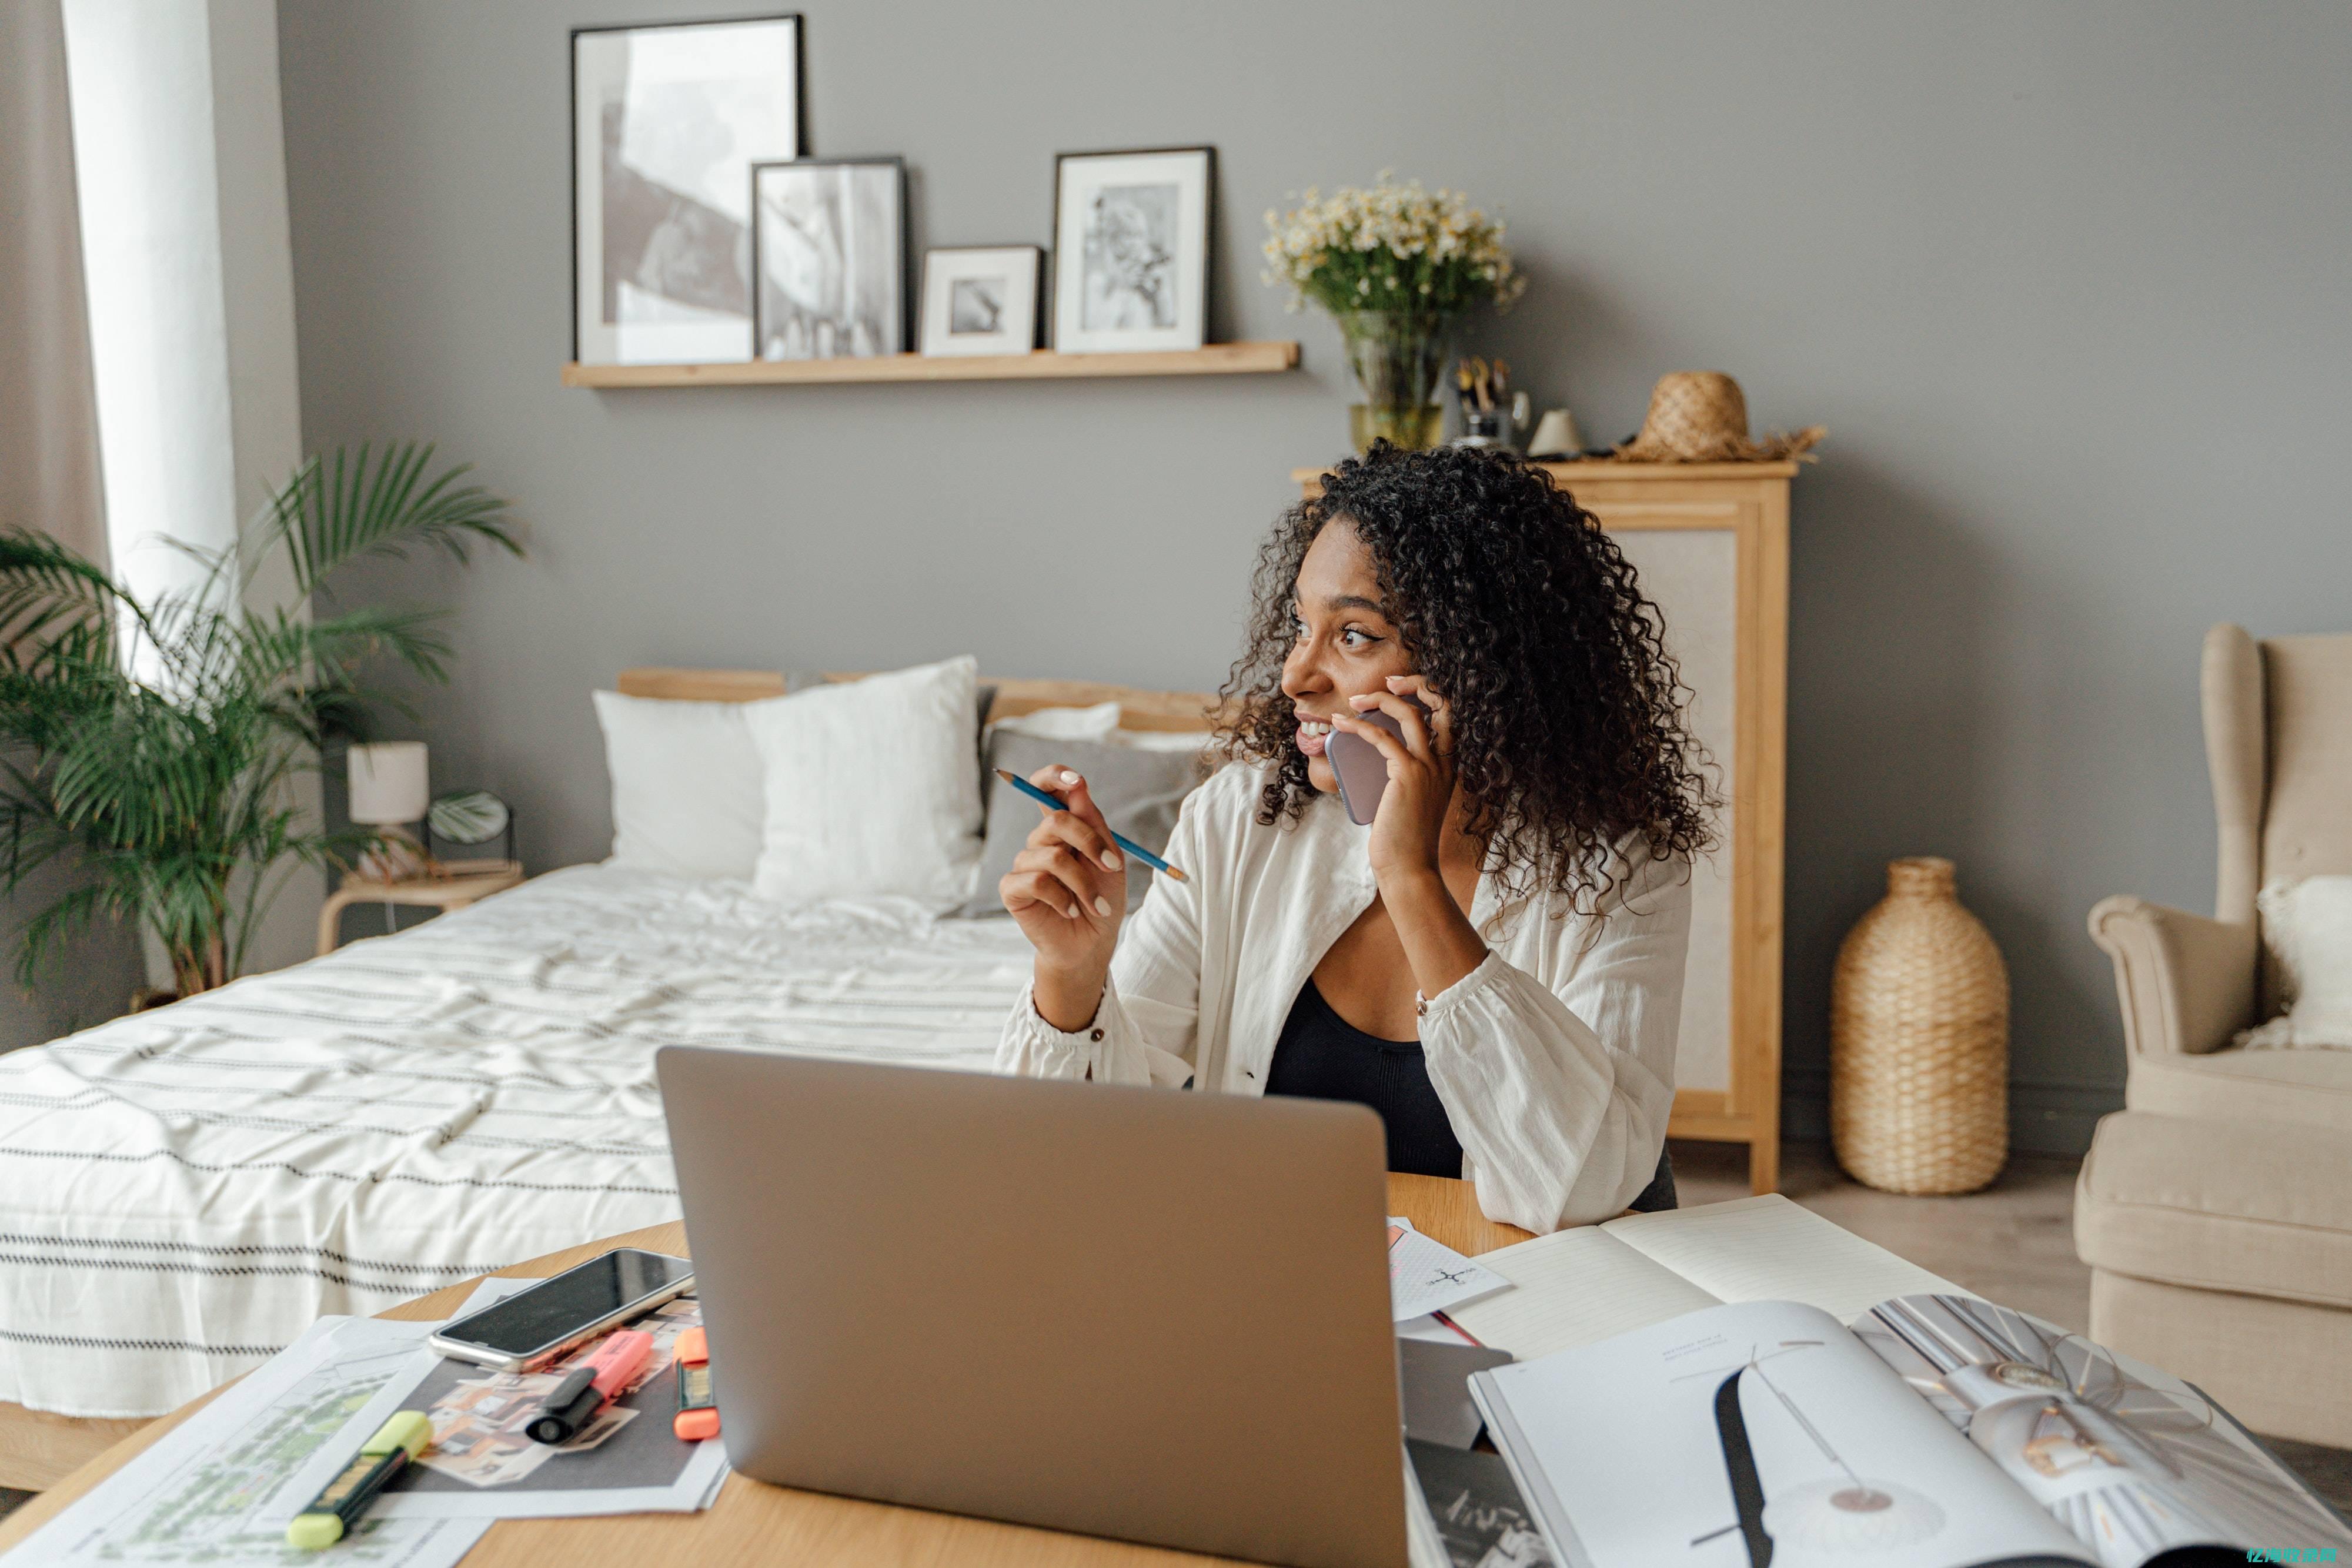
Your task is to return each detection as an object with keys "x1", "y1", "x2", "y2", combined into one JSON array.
[
  {"x1": 61, "y1": 0, "x2": 241, "y2": 611},
  {"x1": 61, "y1": 0, "x2": 320, "y2": 977}
]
